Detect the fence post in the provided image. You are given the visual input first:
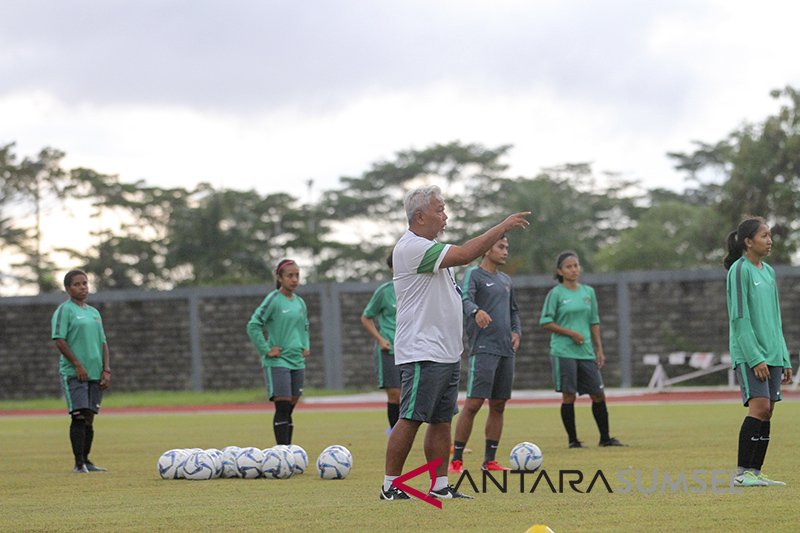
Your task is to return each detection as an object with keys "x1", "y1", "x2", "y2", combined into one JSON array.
[
  {"x1": 616, "y1": 275, "x2": 632, "y2": 387},
  {"x1": 188, "y1": 291, "x2": 203, "y2": 391},
  {"x1": 320, "y1": 282, "x2": 344, "y2": 389}
]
